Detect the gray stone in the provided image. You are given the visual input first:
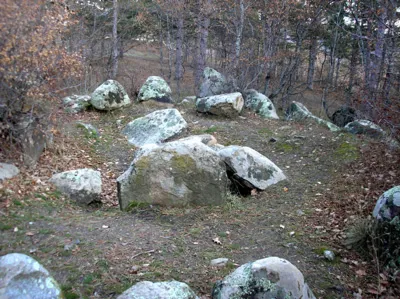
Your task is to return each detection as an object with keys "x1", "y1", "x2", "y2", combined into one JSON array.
[
  {"x1": 122, "y1": 109, "x2": 187, "y2": 146},
  {"x1": 177, "y1": 134, "x2": 218, "y2": 147},
  {"x1": 199, "y1": 67, "x2": 237, "y2": 98},
  {"x1": 211, "y1": 258, "x2": 229, "y2": 267},
  {"x1": 117, "y1": 281, "x2": 199, "y2": 299},
  {"x1": 196, "y1": 92, "x2": 244, "y2": 118},
  {"x1": 62, "y1": 95, "x2": 91, "y2": 114},
  {"x1": 91, "y1": 80, "x2": 131, "y2": 110},
  {"x1": 217, "y1": 145, "x2": 286, "y2": 190},
  {"x1": 49, "y1": 168, "x2": 102, "y2": 205},
  {"x1": 0, "y1": 163, "x2": 19, "y2": 181},
  {"x1": 0, "y1": 253, "x2": 62, "y2": 299},
  {"x1": 212, "y1": 256, "x2": 316, "y2": 299},
  {"x1": 76, "y1": 122, "x2": 99, "y2": 137},
  {"x1": 138, "y1": 76, "x2": 173, "y2": 103},
  {"x1": 372, "y1": 186, "x2": 400, "y2": 221},
  {"x1": 323, "y1": 250, "x2": 335, "y2": 261},
  {"x1": 243, "y1": 89, "x2": 279, "y2": 119},
  {"x1": 331, "y1": 106, "x2": 356, "y2": 127},
  {"x1": 117, "y1": 139, "x2": 228, "y2": 210},
  {"x1": 286, "y1": 101, "x2": 340, "y2": 132},
  {"x1": 344, "y1": 119, "x2": 386, "y2": 139}
]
